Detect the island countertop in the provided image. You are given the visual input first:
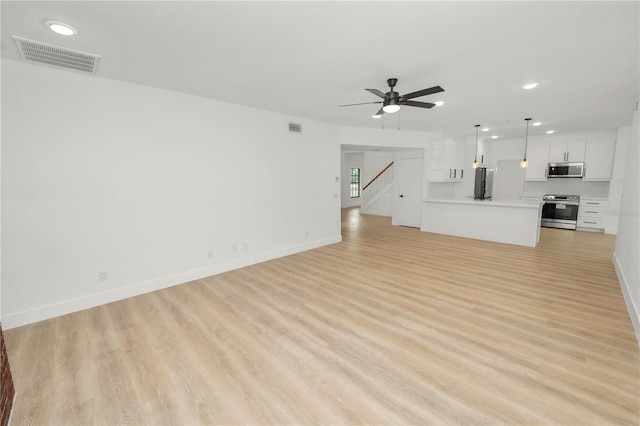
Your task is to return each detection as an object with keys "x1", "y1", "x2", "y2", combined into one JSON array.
[
  {"x1": 421, "y1": 196, "x2": 542, "y2": 247},
  {"x1": 425, "y1": 196, "x2": 542, "y2": 208}
]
